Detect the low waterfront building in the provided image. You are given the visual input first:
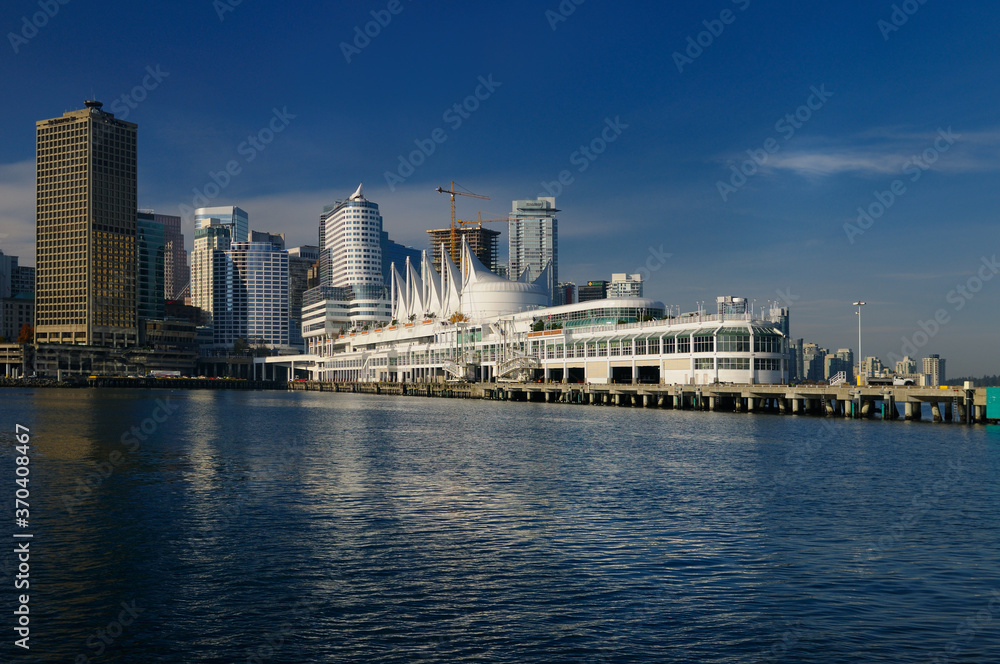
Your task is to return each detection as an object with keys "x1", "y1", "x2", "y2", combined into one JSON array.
[{"x1": 301, "y1": 237, "x2": 788, "y2": 385}]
